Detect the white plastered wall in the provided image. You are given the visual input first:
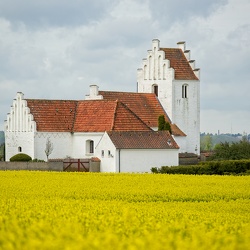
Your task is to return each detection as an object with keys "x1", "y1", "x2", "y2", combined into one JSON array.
[
  {"x1": 71, "y1": 132, "x2": 104, "y2": 159},
  {"x1": 4, "y1": 92, "x2": 36, "y2": 161},
  {"x1": 137, "y1": 39, "x2": 200, "y2": 154},
  {"x1": 118, "y1": 148, "x2": 179, "y2": 172},
  {"x1": 34, "y1": 132, "x2": 72, "y2": 161},
  {"x1": 173, "y1": 80, "x2": 200, "y2": 154},
  {"x1": 95, "y1": 132, "x2": 116, "y2": 172}
]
